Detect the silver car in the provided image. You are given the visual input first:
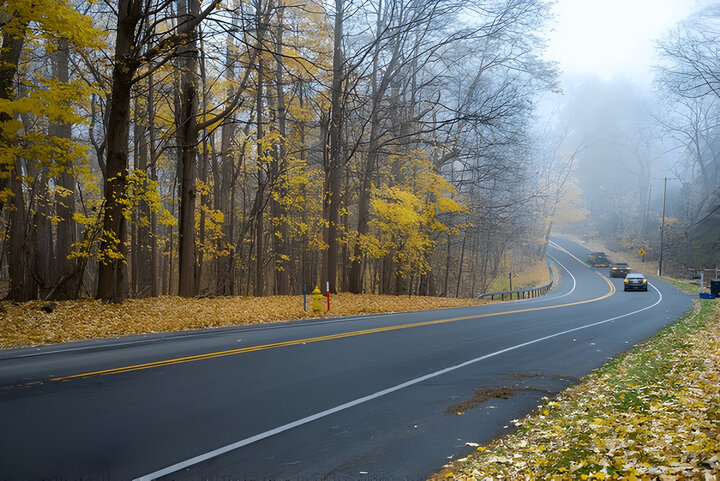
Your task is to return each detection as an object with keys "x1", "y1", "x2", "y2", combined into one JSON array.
[{"x1": 624, "y1": 273, "x2": 648, "y2": 291}]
